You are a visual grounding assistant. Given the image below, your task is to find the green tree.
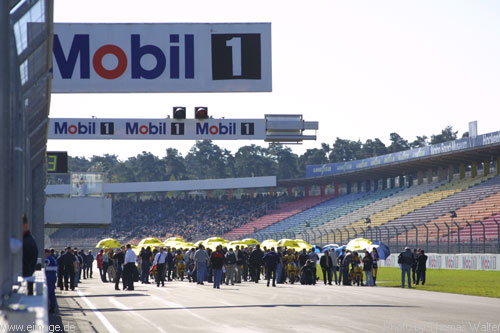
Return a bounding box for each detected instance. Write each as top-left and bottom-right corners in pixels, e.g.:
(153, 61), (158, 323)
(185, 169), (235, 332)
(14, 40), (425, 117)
(234, 144), (275, 177)
(185, 140), (227, 179)
(431, 126), (458, 144)
(267, 144), (299, 179)
(298, 147), (329, 176)
(127, 152), (166, 182)
(388, 132), (409, 153)
(329, 138), (362, 162)
(361, 138), (388, 158)
(409, 135), (428, 148)
(163, 148), (187, 180)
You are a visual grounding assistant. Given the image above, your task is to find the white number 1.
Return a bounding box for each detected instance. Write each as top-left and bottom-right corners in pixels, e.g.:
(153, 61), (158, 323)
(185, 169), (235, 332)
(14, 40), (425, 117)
(226, 37), (242, 76)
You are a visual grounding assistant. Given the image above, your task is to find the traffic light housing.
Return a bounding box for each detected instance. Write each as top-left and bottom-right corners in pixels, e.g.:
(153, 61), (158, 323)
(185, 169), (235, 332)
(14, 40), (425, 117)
(194, 107), (208, 119)
(173, 107), (186, 119)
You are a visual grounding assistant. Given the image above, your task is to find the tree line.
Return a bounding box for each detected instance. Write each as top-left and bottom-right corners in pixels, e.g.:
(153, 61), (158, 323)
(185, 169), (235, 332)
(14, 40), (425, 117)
(64, 126), (464, 181)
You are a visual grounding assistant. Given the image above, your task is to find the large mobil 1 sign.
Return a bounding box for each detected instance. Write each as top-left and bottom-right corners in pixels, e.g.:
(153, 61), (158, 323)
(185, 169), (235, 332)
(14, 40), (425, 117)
(48, 118), (266, 140)
(52, 23), (272, 93)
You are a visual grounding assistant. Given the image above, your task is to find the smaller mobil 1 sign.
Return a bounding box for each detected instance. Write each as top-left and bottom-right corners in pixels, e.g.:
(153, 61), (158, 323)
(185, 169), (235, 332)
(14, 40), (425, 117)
(52, 23), (271, 93)
(48, 118), (266, 140)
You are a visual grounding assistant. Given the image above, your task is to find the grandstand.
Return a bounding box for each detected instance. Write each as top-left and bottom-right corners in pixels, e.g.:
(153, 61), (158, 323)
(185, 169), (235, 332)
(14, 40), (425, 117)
(46, 130), (500, 254)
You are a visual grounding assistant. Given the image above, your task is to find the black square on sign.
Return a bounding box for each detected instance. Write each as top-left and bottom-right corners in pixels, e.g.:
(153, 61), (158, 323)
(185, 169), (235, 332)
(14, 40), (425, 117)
(241, 122), (254, 135)
(100, 122), (114, 135)
(211, 34), (261, 80)
(171, 122), (184, 135)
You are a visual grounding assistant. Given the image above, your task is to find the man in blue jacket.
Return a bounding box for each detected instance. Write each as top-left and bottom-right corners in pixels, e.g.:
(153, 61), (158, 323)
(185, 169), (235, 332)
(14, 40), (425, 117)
(263, 247), (280, 287)
(399, 247), (415, 288)
(45, 249), (58, 313)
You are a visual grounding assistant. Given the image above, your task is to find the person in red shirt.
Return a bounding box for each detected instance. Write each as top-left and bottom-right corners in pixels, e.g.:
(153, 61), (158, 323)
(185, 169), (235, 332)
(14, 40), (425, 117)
(96, 250), (104, 282)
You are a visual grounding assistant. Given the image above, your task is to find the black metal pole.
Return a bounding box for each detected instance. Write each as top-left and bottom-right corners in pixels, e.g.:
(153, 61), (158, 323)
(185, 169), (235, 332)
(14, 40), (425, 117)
(412, 223), (418, 249)
(479, 221), (485, 253)
(434, 223), (440, 254)
(444, 222), (450, 253)
(423, 224), (429, 253)
(494, 219), (500, 254)
(393, 226), (399, 252)
(453, 221), (460, 254)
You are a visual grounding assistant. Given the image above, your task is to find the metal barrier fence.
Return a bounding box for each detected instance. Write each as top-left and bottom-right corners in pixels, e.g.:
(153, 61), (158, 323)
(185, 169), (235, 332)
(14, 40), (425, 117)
(253, 222), (500, 254)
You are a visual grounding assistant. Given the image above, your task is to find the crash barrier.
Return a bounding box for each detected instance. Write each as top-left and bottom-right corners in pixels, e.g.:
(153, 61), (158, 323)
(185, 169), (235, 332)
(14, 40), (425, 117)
(377, 253), (500, 271)
(0, 270), (49, 332)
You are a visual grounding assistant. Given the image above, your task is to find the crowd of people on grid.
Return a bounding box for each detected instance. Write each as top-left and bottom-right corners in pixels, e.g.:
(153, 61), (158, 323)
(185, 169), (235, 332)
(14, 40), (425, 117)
(90, 244), (383, 291)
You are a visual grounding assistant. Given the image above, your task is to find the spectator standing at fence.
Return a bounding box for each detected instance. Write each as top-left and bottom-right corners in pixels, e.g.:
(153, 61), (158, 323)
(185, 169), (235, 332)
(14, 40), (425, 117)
(398, 247), (415, 288)
(372, 247), (379, 286)
(415, 249), (428, 286)
(363, 250), (374, 286)
(411, 248), (418, 285)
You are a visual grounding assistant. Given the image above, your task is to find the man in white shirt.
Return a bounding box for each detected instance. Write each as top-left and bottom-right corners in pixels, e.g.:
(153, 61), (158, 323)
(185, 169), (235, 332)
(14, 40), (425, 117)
(153, 247), (167, 287)
(123, 244), (137, 291)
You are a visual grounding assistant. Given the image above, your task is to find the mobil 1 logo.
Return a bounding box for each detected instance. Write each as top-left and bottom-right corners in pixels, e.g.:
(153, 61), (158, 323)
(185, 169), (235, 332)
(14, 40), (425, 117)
(211, 34), (261, 80)
(171, 122), (185, 135)
(100, 122), (114, 135)
(241, 122), (254, 135)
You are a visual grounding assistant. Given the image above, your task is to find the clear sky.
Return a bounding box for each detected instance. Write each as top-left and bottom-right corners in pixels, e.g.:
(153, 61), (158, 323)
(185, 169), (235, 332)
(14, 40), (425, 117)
(48, 0), (500, 160)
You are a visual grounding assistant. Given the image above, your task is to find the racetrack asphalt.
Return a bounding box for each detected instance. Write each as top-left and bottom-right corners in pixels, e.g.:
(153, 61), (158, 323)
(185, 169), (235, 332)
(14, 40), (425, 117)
(52, 275), (500, 333)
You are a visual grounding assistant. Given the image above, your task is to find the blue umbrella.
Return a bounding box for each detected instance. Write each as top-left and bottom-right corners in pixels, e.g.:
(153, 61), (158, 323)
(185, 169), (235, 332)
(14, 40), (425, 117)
(333, 245), (346, 254)
(322, 244), (339, 252)
(371, 241), (390, 260)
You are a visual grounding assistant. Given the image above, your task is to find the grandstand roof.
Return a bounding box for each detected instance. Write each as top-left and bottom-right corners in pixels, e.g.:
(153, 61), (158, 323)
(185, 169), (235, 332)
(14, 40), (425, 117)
(278, 137), (500, 187)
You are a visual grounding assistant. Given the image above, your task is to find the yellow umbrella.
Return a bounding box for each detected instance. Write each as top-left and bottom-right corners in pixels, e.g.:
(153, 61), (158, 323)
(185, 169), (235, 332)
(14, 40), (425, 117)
(164, 240), (187, 249)
(165, 236), (185, 243)
(184, 242), (196, 249)
(346, 238), (372, 252)
(295, 239), (313, 250)
(96, 238), (121, 249)
(138, 237), (164, 248)
(241, 238), (260, 245)
(205, 237), (226, 243)
(277, 239), (300, 248)
(260, 239), (278, 249)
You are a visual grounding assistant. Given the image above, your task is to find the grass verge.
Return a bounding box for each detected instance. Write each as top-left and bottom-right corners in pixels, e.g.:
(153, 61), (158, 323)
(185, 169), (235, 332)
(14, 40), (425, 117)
(375, 267), (500, 298)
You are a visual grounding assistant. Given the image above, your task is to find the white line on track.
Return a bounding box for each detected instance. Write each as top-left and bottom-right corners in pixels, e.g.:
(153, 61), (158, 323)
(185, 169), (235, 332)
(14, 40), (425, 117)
(108, 297), (169, 333)
(77, 290), (119, 333)
(151, 292), (221, 326)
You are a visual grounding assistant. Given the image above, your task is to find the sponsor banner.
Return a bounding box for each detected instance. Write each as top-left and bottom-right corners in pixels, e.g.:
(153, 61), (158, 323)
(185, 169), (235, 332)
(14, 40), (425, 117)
(52, 23), (272, 93)
(378, 253), (500, 271)
(48, 118), (266, 140)
(306, 130), (500, 177)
